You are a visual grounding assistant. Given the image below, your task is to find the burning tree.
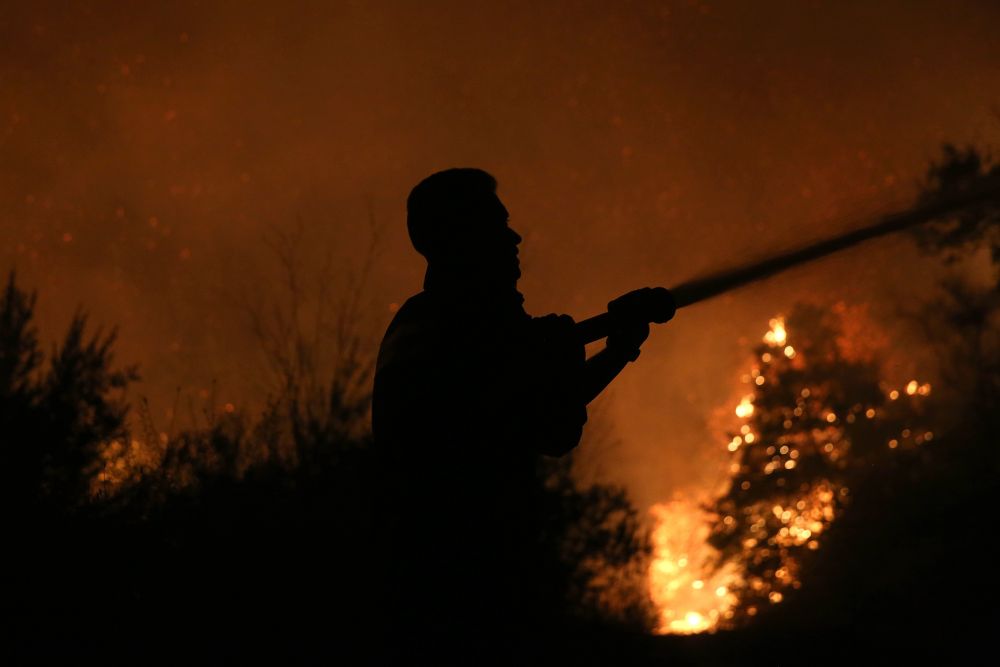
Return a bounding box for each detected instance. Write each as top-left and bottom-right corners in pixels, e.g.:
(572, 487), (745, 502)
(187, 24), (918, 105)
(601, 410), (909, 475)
(647, 144), (999, 646)
(706, 303), (932, 625)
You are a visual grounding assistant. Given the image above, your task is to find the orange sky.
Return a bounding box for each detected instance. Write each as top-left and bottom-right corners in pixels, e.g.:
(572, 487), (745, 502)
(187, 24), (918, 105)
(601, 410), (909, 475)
(3, 1), (999, 507)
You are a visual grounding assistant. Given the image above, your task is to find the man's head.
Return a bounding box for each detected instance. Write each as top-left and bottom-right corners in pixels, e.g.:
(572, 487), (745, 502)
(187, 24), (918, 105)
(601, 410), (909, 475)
(407, 168), (521, 284)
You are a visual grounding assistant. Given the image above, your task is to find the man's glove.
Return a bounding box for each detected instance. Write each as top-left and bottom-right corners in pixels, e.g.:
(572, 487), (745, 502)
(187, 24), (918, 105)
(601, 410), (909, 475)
(606, 319), (649, 362)
(605, 287), (676, 362)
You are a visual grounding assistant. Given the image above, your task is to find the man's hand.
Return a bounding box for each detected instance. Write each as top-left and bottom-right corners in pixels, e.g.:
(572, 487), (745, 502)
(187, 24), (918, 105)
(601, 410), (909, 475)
(605, 287), (675, 361)
(607, 287), (676, 325)
(606, 319), (650, 362)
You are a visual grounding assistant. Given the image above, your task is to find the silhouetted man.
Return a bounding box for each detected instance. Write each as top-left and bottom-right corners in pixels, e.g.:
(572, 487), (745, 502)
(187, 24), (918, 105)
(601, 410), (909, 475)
(372, 168), (672, 657)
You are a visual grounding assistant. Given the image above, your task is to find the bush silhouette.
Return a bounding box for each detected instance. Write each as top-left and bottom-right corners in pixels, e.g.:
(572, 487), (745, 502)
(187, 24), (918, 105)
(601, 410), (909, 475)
(1, 271), (138, 509)
(6, 267), (654, 662)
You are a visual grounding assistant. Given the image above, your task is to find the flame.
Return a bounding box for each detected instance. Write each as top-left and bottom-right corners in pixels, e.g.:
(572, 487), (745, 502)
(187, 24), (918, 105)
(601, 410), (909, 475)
(648, 500), (739, 634)
(647, 309), (934, 635)
(763, 317), (787, 346)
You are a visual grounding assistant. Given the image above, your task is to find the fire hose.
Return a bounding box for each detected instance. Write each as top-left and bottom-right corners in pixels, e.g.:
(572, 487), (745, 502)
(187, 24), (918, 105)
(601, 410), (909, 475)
(575, 185), (1000, 345)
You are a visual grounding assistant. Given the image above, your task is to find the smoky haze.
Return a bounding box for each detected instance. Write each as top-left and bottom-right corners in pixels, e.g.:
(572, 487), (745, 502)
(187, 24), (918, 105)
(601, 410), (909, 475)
(3, 1), (999, 508)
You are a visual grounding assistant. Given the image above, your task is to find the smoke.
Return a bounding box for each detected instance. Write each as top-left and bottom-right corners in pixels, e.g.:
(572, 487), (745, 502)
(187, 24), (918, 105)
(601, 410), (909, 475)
(2, 1), (999, 508)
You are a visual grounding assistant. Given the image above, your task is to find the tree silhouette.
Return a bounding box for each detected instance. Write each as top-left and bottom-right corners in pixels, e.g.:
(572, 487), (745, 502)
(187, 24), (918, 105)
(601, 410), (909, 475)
(913, 143), (1000, 434)
(1, 272), (138, 509)
(0, 272), (43, 502)
(914, 143), (1000, 283)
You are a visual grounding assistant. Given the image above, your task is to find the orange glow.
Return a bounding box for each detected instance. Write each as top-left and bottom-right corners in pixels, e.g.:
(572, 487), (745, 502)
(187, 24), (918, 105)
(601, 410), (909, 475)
(92, 438), (163, 496)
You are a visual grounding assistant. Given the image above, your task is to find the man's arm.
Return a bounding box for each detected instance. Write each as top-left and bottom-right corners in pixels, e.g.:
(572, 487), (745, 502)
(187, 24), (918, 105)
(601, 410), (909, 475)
(580, 287), (676, 404)
(582, 346), (631, 405)
(581, 318), (650, 404)
(513, 298), (658, 454)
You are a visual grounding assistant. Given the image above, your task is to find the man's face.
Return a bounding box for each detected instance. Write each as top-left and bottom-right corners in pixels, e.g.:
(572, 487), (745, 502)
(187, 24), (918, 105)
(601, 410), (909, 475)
(450, 192), (522, 284)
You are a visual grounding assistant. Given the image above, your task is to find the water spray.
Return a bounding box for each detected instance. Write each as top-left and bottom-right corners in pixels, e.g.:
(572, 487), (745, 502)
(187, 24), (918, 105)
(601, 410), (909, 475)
(575, 185), (1000, 345)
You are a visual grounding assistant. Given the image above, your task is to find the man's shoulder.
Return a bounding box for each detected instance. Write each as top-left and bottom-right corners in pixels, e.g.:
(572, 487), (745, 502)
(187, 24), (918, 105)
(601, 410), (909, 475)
(391, 291), (435, 321)
(381, 292), (441, 341)
(376, 289), (540, 372)
(375, 293), (442, 375)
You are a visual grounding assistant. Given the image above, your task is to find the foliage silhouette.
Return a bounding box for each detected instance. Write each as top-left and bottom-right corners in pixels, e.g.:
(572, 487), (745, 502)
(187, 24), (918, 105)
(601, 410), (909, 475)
(6, 256), (654, 662)
(1, 271), (138, 509)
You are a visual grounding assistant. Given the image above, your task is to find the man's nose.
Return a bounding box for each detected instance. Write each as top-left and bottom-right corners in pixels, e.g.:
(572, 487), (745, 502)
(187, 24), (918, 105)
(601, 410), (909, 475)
(508, 227), (522, 245)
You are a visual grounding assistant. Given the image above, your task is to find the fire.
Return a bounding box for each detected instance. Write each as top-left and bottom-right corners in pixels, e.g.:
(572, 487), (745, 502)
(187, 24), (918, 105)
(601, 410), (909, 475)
(649, 311), (868, 633)
(763, 317), (787, 346)
(648, 307), (940, 635)
(734, 395), (754, 419)
(648, 500), (739, 634)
